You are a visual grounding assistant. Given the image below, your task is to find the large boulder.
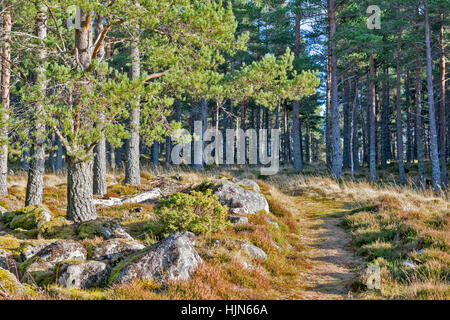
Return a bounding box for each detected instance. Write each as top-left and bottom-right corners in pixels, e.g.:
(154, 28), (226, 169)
(20, 241), (56, 261)
(0, 268), (25, 297)
(207, 179), (269, 215)
(57, 261), (109, 289)
(21, 240), (87, 274)
(78, 218), (133, 241)
(110, 232), (202, 285)
(91, 239), (145, 262)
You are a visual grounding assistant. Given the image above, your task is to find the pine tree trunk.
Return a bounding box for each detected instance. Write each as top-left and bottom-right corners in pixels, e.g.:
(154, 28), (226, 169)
(93, 15), (107, 196)
(406, 71), (413, 163)
(329, 0), (342, 178)
(352, 78), (360, 172)
(152, 142), (159, 168)
(381, 70), (390, 169)
(0, 6), (11, 196)
(125, 35), (141, 185)
(424, 5), (442, 190)
(326, 30), (332, 172)
(67, 158), (96, 222)
(26, 4), (47, 206)
(292, 11), (303, 172)
(67, 10), (97, 222)
(369, 53), (377, 181)
(438, 13), (447, 185)
(55, 135), (63, 172)
(395, 32), (406, 184)
(415, 31), (425, 187)
(343, 78), (351, 169)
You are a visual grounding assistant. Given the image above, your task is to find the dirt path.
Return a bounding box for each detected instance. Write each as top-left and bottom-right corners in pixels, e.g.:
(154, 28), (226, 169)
(283, 197), (364, 300)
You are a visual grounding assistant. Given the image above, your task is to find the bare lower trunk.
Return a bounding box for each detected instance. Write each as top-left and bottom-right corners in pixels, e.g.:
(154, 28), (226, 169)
(343, 78), (351, 169)
(352, 78), (360, 172)
(292, 101), (302, 171)
(0, 6), (11, 196)
(380, 70), (390, 169)
(438, 13), (447, 185)
(406, 71), (413, 163)
(67, 158), (97, 222)
(369, 53), (377, 181)
(329, 0), (342, 178)
(93, 15), (107, 196)
(424, 5), (441, 190)
(93, 138), (107, 196)
(125, 36), (141, 185)
(415, 36), (425, 187)
(395, 32), (406, 184)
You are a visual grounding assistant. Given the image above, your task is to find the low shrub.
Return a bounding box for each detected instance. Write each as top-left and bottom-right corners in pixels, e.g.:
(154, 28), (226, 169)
(154, 189), (230, 236)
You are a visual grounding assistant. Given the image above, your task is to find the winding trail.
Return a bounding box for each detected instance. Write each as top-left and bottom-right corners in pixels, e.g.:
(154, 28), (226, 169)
(281, 196), (364, 300)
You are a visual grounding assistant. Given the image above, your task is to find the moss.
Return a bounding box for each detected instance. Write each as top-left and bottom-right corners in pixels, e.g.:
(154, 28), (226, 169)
(8, 206), (50, 231)
(77, 219), (111, 240)
(47, 284), (107, 300)
(0, 236), (21, 252)
(39, 217), (76, 239)
(108, 250), (147, 285)
(0, 268), (24, 296)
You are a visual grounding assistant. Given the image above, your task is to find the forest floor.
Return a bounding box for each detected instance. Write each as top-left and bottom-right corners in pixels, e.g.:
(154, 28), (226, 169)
(0, 166), (448, 300)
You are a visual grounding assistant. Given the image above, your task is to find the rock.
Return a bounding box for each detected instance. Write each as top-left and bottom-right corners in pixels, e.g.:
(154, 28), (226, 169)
(20, 241), (55, 261)
(402, 260), (418, 269)
(22, 240), (87, 273)
(271, 241), (282, 253)
(209, 179), (269, 215)
(110, 232), (202, 285)
(0, 249), (11, 270)
(78, 218), (134, 241)
(0, 268), (25, 297)
(417, 249), (425, 255)
(8, 207), (52, 231)
(228, 216), (249, 225)
(94, 189), (162, 207)
(0, 206), (7, 214)
(91, 239), (145, 261)
(266, 218), (280, 229)
(237, 179), (261, 192)
(57, 261), (109, 289)
(241, 242), (267, 260)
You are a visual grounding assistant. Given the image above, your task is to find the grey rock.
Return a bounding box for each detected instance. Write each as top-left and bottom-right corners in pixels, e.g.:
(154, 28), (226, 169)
(241, 242), (267, 260)
(21, 242), (55, 261)
(228, 216), (249, 225)
(24, 240), (87, 273)
(79, 218), (134, 241)
(0, 206), (7, 214)
(91, 239), (145, 261)
(94, 189), (162, 207)
(266, 218), (280, 229)
(0, 249), (11, 270)
(402, 260), (418, 269)
(57, 261), (109, 289)
(111, 232), (202, 285)
(211, 179), (269, 215)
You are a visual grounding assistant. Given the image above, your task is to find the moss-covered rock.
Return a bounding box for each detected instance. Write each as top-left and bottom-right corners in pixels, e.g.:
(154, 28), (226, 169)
(0, 268), (25, 296)
(19, 240), (87, 287)
(8, 206), (52, 231)
(39, 216), (76, 239)
(78, 218), (133, 241)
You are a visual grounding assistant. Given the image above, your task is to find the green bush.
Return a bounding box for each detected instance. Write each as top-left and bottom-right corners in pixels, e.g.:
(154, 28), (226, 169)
(154, 189), (230, 236)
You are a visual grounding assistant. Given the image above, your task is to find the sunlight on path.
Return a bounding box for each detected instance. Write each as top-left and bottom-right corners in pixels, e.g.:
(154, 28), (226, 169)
(283, 196), (364, 300)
